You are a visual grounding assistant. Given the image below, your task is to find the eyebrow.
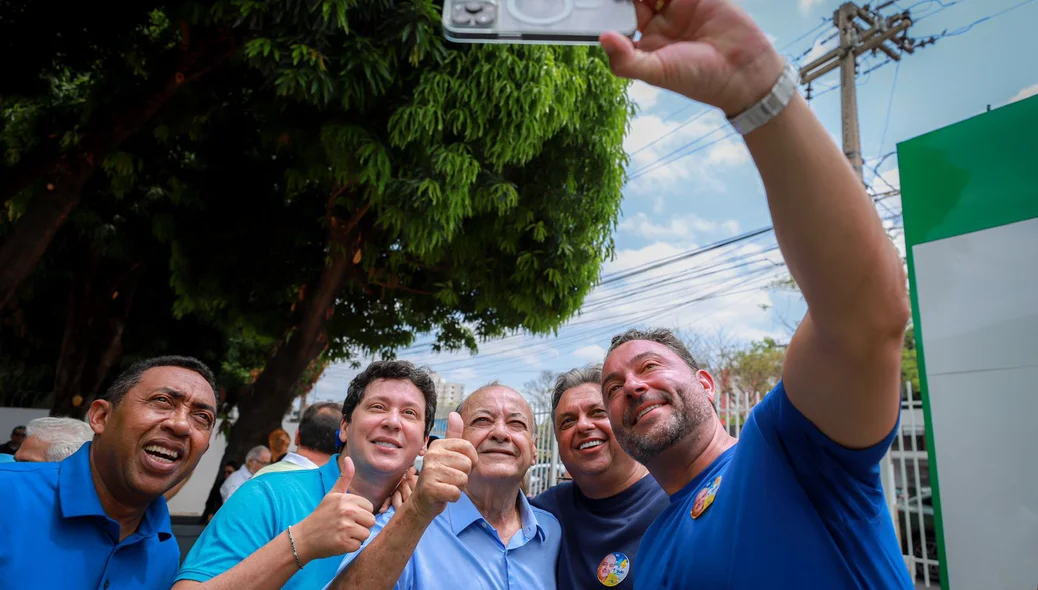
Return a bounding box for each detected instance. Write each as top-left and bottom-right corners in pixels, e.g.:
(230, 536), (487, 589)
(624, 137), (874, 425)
(602, 351), (661, 386)
(154, 387), (216, 414)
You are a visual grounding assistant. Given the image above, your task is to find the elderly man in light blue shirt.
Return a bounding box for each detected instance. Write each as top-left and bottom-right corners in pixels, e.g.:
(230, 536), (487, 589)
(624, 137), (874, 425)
(325, 383), (561, 590)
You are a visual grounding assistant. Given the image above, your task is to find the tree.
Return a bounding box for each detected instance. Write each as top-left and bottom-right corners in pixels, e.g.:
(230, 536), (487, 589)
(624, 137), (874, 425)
(728, 337), (785, 396)
(522, 370), (559, 414)
(901, 324), (920, 397)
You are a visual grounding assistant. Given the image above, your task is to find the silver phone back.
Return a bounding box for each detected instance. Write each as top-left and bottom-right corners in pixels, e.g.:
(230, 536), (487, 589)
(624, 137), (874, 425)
(443, 0), (637, 45)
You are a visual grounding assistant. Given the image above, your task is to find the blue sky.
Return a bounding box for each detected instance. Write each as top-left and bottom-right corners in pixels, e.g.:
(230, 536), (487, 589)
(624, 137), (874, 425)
(310, 0), (1038, 403)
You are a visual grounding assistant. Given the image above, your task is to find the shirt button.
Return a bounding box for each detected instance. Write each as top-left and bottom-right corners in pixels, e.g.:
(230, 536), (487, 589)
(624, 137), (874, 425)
(104, 581), (110, 589)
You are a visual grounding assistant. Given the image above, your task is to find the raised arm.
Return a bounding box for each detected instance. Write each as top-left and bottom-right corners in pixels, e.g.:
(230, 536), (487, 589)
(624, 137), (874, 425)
(325, 413), (477, 590)
(601, 0), (910, 448)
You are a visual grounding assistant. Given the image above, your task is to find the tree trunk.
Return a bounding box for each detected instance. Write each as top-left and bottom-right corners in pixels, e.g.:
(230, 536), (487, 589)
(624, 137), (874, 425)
(205, 197), (368, 503)
(0, 28), (237, 310)
(50, 251), (142, 418)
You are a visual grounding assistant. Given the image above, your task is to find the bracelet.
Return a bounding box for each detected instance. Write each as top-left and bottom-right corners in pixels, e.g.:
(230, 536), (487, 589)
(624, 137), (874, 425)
(727, 60), (800, 136)
(286, 525), (304, 570)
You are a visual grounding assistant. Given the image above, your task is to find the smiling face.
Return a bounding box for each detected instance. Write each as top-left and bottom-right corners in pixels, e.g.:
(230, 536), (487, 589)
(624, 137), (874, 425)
(554, 383), (631, 480)
(88, 366), (217, 504)
(342, 378), (428, 479)
(460, 386), (537, 485)
(601, 340), (716, 466)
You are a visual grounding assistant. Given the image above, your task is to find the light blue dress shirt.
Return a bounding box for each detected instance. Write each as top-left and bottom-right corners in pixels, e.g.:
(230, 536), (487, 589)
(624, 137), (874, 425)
(330, 490), (561, 590)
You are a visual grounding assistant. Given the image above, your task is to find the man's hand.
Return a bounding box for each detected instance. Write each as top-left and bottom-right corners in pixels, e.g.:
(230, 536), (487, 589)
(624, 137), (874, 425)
(600, 0), (785, 116)
(293, 457), (376, 562)
(408, 412), (477, 522)
(379, 467), (418, 514)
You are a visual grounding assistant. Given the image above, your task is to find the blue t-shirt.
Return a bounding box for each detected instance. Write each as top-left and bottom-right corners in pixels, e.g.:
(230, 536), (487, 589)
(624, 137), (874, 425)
(0, 442), (179, 588)
(531, 474), (668, 589)
(635, 381), (913, 589)
(177, 454), (392, 590)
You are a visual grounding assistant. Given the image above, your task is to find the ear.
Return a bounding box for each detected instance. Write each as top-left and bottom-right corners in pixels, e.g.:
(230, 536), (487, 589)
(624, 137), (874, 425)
(418, 435), (430, 456)
(295, 429), (301, 446)
(696, 369), (717, 402)
(339, 418), (349, 444)
(87, 399), (113, 436)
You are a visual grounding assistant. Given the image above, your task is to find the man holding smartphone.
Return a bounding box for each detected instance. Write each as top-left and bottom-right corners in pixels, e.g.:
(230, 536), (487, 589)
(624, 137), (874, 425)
(597, 0), (913, 588)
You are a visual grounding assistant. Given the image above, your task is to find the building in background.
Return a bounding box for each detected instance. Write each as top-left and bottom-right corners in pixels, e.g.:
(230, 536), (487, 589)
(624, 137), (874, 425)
(430, 372), (464, 420)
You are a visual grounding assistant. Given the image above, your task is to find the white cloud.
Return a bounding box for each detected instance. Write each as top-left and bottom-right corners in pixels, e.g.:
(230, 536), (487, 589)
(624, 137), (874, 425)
(572, 344), (607, 363)
(628, 81), (663, 112)
(798, 0), (825, 15)
(447, 368), (477, 382)
(801, 35), (835, 66)
(1009, 84), (1038, 104)
(618, 212), (741, 241)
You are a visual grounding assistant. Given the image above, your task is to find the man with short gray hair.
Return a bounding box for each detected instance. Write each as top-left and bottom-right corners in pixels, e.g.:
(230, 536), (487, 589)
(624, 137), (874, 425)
(531, 364), (667, 589)
(221, 445), (271, 501)
(14, 417), (94, 463)
(255, 402), (343, 477)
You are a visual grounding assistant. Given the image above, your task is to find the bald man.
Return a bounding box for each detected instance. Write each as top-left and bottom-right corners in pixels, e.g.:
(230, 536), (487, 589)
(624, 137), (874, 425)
(325, 383), (561, 590)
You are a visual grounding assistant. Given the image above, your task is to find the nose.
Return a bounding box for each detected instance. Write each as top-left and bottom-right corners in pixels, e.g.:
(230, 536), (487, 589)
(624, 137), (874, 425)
(381, 410), (402, 431)
(488, 419), (510, 442)
(623, 373), (649, 400)
(575, 413), (595, 432)
(163, 407), (191, 438)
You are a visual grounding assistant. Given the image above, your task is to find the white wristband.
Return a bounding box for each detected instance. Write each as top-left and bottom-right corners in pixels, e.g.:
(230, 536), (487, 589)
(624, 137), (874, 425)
(727, 61), (800, 136)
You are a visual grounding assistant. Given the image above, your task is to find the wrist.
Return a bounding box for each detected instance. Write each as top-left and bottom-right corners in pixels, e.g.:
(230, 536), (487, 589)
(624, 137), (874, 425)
(721, 49), (787, 118)
(401, 493), (438, 525)
(290, 521), (316, 566)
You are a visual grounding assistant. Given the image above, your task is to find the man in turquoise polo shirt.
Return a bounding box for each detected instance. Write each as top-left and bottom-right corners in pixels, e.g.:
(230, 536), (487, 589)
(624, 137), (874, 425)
(173, 359), (434, 590)
(0, 355), (218, 588)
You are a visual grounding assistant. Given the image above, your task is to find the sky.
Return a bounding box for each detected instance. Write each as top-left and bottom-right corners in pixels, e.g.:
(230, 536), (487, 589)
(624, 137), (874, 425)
(310, 0), (1038, 404)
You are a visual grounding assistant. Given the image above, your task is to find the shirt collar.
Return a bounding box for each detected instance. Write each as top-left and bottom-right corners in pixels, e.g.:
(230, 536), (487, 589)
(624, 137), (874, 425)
(318, 453), (343, 494)
(447, 490), (548, 542)
(58, 442), (173, 542)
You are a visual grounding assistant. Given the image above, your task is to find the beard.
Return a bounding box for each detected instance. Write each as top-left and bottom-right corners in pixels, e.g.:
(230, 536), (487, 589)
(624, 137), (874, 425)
(614, 383), (715, 465)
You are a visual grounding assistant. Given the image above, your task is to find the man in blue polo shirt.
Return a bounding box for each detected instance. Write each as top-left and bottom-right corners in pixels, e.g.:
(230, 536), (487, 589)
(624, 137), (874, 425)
(0, 356), (219, 588)
(594, 2), (914, 586)
(173, 359), (434, 590)
(531, 364), (667, 589)
(325, 383), (561, 590)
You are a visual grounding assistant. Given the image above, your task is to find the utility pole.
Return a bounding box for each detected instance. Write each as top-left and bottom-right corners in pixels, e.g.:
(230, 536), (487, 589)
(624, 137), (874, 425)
(799, 1), (936, 181)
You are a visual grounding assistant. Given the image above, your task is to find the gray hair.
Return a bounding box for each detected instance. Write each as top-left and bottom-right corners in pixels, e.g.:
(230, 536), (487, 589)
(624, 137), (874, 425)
(551, 364), (603, 417)
(455, 379), (502, 414)
(245, 445), (269, 463)
(25, 417), (94, 462)
(607, 328), (700, 372)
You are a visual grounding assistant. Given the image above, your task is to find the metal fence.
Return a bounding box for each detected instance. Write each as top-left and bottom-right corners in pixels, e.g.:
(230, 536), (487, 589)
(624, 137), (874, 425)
(509, 384), (940, 587)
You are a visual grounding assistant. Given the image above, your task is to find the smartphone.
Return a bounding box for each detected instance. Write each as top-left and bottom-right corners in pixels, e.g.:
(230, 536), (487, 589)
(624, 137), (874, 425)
(442, 0), (637, 46)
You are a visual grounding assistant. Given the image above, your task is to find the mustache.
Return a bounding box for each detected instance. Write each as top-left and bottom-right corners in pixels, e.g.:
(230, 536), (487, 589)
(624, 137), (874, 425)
(624, 391), (675, 427)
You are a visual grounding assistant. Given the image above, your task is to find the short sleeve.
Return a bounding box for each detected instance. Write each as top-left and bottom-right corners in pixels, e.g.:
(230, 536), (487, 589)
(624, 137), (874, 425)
(749, 381), (899, 521)
(175, 478), (281, 582)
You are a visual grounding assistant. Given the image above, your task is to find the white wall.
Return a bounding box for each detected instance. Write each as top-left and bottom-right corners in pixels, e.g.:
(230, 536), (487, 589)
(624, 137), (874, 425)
(913, 217), (1038, 589)
(0, 408), (49, 445)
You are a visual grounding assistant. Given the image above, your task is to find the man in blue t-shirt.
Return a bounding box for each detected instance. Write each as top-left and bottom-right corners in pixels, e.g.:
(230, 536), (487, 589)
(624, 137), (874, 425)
(531, 364), (668, 589)
(595, 1), (915, 587)
(173, 360), (432, 590)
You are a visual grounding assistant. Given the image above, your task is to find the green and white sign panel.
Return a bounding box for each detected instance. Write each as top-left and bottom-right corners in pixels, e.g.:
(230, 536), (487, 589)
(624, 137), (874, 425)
(899, 95), (1038, 590)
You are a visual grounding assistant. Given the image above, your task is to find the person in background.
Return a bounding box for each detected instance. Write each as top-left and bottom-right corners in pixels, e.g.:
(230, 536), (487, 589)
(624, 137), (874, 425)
(0, 425), (26, 455)
(220, 444), (270, 501)
(14, 417), (95, 463)
(269, 428), (292, 463)
(0, 355), (218, 588)
(532, 364), (668, 589)
(255, 402), (342, 476)
(200, 461), (239, 524)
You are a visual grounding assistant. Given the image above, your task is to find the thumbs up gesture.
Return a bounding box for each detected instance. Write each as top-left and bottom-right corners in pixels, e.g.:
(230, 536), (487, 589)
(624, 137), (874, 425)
(293, 457), (377, 562)
(410, 412), (478, 522)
